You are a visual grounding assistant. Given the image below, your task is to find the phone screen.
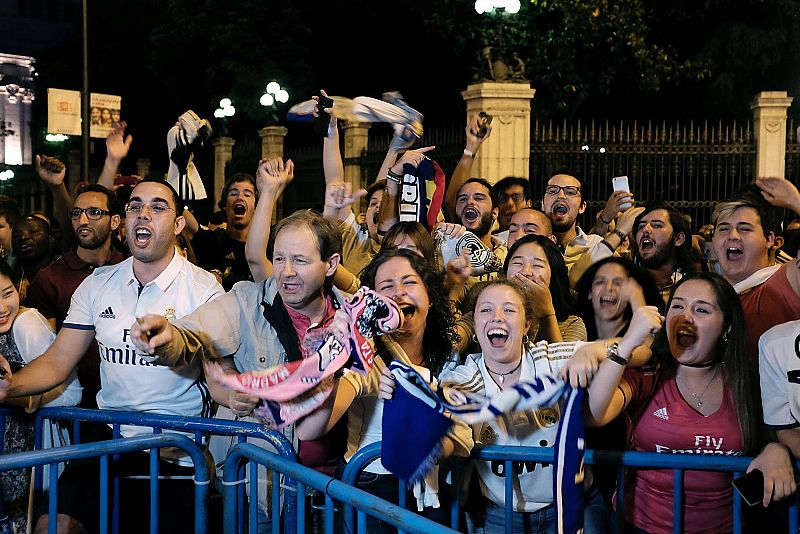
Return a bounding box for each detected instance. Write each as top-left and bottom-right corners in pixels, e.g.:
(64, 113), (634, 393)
(732, 470), (764, 507)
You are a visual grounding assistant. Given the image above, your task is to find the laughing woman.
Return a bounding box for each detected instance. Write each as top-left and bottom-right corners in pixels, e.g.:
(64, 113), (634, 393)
(586, 272), (795, 534)
(296, 248), (471, 532)
(438, 279), (648, 534)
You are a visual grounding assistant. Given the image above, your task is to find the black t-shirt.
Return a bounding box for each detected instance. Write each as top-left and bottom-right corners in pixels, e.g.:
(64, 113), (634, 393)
(192, 228), (252, 291)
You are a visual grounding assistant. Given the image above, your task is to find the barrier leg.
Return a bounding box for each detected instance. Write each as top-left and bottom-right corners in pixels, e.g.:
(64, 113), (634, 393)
(149, 448), (159, 534)
(100, 455), (109, 534)
(48, 462), (58, 534)
(249, 464), (258, 534)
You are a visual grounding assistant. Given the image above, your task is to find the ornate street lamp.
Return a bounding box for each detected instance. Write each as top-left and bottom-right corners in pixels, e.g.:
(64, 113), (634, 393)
(260, 81), (289, 124)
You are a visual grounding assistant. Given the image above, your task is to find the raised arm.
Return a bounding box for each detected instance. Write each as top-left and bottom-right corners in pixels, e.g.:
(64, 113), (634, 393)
(97, 121), (133, 189)
(245, 157), (295, 282)
(755, 176), (800, 295)
(35, 155), (73, 250)
(378, 146), (436, 234)
(584, 306), (663, 426)
(444, 114), (492, 221)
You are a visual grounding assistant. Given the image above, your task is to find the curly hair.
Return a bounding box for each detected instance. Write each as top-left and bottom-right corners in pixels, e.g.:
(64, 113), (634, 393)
(359, 247), (457, 376)
(575, 256), (663, 340)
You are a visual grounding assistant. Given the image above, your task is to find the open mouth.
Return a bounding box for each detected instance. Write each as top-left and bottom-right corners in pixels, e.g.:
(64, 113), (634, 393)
(232, 203), (247, 216)
(372, 211), (379, 225)
(399, 304), (415, 321)
(640, 237), (655, 251)
(725, 247), (743, 261)
(551, 202), (569, 217)
(487, 328), (509, 348)
(599, 295), (618, 308)
(134, 227), (152, 247)
(675, 327), (697, 348)
(462, 207), (479, 224)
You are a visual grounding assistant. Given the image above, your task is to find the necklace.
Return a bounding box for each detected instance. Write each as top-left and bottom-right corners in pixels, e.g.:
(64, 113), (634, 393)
(485, 358), (523, 384)
(676, 365), (719, 409)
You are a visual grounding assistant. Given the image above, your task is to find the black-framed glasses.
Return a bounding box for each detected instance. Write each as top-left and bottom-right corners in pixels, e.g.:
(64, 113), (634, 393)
(124, 202), (175, 215)
(68, 207), (112, 221)
(544, 185), (581, 197)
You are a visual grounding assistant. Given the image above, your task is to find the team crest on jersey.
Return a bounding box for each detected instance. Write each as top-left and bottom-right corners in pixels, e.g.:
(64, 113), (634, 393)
(164, 307), (176, 321)
(480, 426), (498, 444)
(533, 407), (560, 427)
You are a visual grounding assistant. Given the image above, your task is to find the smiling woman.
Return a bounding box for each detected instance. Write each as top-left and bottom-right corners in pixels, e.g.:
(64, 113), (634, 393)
(585, 272), (796, 533)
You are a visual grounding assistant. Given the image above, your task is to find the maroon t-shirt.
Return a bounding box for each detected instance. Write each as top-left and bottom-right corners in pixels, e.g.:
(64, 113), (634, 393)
(27, 247), (126, 407)
(285, 296), (347, 475)
(621, 368), (744, 534)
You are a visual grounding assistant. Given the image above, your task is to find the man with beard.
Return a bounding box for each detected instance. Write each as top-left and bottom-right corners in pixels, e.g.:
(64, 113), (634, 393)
(542, 170), (643, 287)
(191, 173), (257, 290)
(0, 179), (223, 534)
(630, 200), (695, 303)
(712, 178), (800, 361)
(27, 185), (126, 406)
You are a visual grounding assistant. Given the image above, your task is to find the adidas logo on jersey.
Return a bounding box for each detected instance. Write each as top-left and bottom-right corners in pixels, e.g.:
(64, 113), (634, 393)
(99, 307), (116, 319)
(652, 407), (669, 420)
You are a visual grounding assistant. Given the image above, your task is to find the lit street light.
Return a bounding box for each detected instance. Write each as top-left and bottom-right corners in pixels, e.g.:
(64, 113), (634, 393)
(260, 81), (290, 124)
(214, 98), (236, 134)
(0, 169), (14, 181)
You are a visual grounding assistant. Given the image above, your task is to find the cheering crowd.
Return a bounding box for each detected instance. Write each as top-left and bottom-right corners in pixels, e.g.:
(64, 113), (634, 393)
(0, 92), (797, 533)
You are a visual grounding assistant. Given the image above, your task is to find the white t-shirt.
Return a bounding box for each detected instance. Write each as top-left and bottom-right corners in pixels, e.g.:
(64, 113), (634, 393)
(14, 308), (82, 408)
(63, 252), (223, 438)
(440, 340), (585, 512)
(759, 320), (800, 430)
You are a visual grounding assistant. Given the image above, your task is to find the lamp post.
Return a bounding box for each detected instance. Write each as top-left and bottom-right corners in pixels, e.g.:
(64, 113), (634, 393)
(259, 81), (289, 125)
(213, 98), (236, 135)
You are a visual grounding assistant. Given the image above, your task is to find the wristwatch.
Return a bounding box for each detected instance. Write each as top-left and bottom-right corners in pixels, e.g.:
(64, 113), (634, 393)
(606, 342), (629, 366)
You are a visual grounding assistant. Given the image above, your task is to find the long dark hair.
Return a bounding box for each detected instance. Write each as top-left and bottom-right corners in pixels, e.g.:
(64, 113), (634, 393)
(646, 272), (761, 452)
(575, 256), (663, 341)
(503, 234), (574, 321)
(360, 248), (457, 376)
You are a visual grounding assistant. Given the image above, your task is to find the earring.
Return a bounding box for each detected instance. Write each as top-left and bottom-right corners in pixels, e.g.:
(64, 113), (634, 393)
(472, 334), (478, 343)
(522, 335), (530, 345)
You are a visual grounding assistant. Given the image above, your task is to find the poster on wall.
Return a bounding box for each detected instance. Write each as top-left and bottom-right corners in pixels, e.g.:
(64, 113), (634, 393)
(47, 88), (81, 135)
(89, 93), (122, 138)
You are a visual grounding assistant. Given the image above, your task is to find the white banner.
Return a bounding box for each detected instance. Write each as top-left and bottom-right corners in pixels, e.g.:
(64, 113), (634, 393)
(47, 88), (81, 135)
(89, 93), (122, 139)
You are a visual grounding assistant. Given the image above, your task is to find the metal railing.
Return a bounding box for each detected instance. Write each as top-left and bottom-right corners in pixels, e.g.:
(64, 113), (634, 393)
(223, 442), (459, 534)
(0, 434), (210, 534)
(342, 442), (800, 534)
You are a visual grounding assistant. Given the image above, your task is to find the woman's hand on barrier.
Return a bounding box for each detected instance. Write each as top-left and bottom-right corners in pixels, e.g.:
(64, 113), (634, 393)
(748, 442), (797, 507)
(378, 366), (396, 401)
(561, 342), (603, 388)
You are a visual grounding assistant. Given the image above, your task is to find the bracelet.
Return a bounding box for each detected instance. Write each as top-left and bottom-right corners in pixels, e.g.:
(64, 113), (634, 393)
(599, 214), (614, 225)
(387, 170), (402, 183)
(612, 229), (627, 242)
(600, 239), (615, 253)
(606, 342), (629, 366)
(463, 148), (475, 158)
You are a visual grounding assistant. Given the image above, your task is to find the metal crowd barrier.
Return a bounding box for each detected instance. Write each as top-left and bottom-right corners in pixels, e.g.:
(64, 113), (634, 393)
(223, 442), (459, 534)
(31, 407), (297, 533)
(343, 442), (800, 534)
(0, 434), (210, 534)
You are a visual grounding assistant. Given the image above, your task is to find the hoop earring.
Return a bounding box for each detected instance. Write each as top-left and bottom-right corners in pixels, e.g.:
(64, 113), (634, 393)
(472, 334), (478, 343)
(522, 335), (530, 345)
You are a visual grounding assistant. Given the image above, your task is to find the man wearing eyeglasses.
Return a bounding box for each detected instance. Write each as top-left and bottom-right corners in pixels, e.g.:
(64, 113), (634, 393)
(542, 171), (643, 286)
(4, 179), (223, 534)
(493, 176), (532, 239)
(28, 184), (126, 407)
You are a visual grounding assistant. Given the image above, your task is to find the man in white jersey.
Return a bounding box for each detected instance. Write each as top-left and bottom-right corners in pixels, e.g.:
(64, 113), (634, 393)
(0, 179), (223, 534)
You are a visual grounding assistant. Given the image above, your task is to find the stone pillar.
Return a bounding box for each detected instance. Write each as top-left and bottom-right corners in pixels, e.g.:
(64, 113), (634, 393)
(258, 126), (288, 160)
(341, 121), (371, 194)
(751, 91), (794, 179)
(461, 82), (536, 183)
(258, 126), (288, 221)
(212, 137), (236, 206)
(135, 158), (151, 179)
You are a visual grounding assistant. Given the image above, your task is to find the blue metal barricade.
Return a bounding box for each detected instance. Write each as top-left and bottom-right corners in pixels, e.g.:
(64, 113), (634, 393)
(32, 407), (297, 534)
(223, 442), (459, 534)
(342, 442), (800, 534)
(0, 434), (210, 534)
